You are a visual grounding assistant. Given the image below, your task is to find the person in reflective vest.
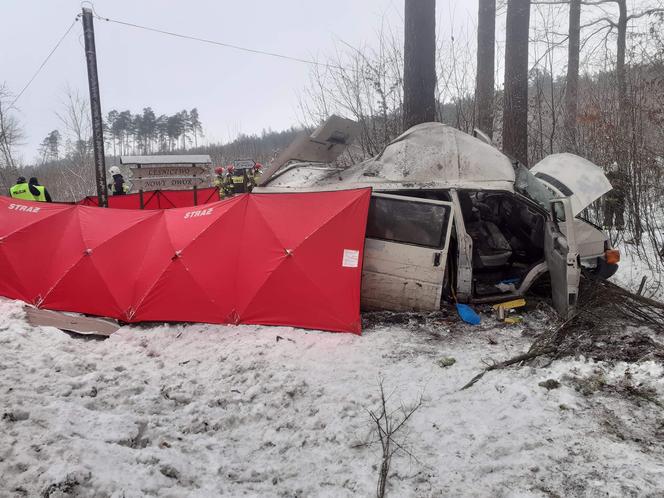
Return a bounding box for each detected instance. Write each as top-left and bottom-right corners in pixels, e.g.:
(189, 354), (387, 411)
(9, 177), (32, 200)
(248, 163), (262, 192)
(220, 165), (239, 196)
(107, 166), (128, 196)
(213, 166), (230, 199)
(28, 177), (52, 202)
(9, 176), (52, 202)
(228, 164), (247, 194)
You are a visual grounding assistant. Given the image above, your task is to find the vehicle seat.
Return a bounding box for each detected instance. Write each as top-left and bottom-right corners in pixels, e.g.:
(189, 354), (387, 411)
(466, 220), (512, 268)
(459, 192), (478, 222)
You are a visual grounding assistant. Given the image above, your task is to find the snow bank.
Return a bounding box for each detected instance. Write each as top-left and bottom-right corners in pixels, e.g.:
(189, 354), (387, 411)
(611, 237), (664, 302)
(1, 298), (664, 496)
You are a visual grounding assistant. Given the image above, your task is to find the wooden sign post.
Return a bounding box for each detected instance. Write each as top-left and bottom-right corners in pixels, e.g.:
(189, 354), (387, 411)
(130, 176), (207, 190)
(129, 166), (207, 178)
(120, 155), (212, 209)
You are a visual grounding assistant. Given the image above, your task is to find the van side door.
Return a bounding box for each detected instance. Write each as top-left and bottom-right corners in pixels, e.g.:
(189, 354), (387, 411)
(544, 197), (581, 318)
(361, 193), (454, 311)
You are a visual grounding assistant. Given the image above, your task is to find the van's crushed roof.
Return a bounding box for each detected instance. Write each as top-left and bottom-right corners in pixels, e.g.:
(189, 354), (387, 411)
(265, 122), (516, 191)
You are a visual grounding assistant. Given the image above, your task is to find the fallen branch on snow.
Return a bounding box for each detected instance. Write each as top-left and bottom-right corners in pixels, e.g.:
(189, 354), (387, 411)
(460, 274), (664, 391)
(367, 380), (423, 498)
(460, 347), (556, 390)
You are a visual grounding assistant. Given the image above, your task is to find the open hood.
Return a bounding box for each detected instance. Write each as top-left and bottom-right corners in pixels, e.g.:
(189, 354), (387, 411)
(530, 153), (612, 216)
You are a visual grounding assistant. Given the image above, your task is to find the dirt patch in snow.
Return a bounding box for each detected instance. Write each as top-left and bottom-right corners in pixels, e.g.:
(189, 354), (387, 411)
(362, 309), (456, 330)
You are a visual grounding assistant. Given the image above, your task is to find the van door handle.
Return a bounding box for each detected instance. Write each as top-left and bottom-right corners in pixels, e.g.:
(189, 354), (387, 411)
(433, 252), (442, 267)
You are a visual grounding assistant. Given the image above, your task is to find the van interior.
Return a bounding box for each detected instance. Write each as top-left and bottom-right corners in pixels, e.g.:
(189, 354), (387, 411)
(393, 189), (547, 301)
(458, 190), (546, 297)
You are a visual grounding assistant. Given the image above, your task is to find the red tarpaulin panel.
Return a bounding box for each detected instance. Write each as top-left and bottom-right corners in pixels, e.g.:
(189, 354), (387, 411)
(0, 189), (370, 334)
(79, 187), (221, 209)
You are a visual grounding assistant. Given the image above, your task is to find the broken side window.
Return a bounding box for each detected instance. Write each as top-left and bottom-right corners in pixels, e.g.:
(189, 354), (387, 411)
(366, 196), (450, 248)
(551, 200), (567, 224)
(515, 164), (555, 208)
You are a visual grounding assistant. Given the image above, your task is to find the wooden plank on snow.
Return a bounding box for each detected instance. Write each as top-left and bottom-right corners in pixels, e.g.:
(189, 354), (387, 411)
(24, 306), (120, 336)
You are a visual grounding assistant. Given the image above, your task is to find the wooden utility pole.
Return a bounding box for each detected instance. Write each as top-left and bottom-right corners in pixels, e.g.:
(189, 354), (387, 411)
(502, 0), (531, 166)
(82, 7), (108, 207)
(403, 0), (436, 130)
(475, 0), (496, 139)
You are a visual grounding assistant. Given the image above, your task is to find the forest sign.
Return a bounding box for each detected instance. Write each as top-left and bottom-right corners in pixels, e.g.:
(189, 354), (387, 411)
(129, 165), (207, 178)
(121, 155), (212, 194)
(130, 177), (206, 191)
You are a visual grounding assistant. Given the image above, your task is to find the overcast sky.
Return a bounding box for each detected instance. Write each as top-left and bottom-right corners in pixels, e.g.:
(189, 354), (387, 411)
(1, 0), (476, 162)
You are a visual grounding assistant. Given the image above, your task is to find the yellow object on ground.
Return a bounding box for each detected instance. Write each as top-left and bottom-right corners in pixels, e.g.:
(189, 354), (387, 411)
(492, 298), (526, 311)
(504, 316), (523, 325)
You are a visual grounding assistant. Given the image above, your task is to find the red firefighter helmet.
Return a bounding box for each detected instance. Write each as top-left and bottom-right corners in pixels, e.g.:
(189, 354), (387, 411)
(254, 163), (263, 171)
(214, 166), (224, 175)
(227, 164), (235, 174)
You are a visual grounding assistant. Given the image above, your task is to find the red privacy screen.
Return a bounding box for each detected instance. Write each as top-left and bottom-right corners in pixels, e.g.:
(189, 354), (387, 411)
(0, 189), (370, 334)
(78, 187), (221, 209)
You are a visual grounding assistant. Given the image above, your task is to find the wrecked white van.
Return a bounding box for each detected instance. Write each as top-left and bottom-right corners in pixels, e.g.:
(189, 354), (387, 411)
(256, 120), (619, 319)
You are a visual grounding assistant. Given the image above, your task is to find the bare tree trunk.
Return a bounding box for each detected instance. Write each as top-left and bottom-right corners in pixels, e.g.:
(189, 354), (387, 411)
(564, 0), (581, 150)
(0, 86), (24, 191)
(615, 0), (640, 239)
(616, 0), (628, 137)
(502, 0), (531, 166)
(475, 0), (496, 138)
(534, 73), (544, 162)
(403, 0), (436, 130)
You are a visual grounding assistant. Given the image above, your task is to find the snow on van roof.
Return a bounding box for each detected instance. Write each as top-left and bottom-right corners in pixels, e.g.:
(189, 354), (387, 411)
(264, 122), (516, 191)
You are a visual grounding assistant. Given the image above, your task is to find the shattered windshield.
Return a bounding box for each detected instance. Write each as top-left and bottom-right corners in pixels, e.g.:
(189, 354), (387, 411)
(514, 163), (554, 208)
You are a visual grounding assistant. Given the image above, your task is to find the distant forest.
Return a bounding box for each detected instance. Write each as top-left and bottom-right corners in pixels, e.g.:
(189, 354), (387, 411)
(11, 94), (304, 202)
(106, 108), (203, 156)
(37, 107), (204, 164)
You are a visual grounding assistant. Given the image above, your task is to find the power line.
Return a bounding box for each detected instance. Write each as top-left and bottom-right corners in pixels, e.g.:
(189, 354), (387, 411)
(9, 16), (81, 110)
(92, 12), (348, 72)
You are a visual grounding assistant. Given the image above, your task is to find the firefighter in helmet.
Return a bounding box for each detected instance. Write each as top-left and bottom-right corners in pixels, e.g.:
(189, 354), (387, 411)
(223, 165), (238, 197)
(213, 166), (226, 199)
(248, 162), (263, 192)
(604, 162), (628, 230)
(108, 166), (129, 196)
(228, 164), (248, 194)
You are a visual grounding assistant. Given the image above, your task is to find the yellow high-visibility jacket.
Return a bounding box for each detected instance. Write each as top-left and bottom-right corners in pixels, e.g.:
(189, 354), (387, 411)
(9, 183), (35, 200)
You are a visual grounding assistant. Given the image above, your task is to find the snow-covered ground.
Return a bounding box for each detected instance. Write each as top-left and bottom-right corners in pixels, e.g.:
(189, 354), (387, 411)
(611, 237), (664, 302)
(2, 297), (664, 497)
